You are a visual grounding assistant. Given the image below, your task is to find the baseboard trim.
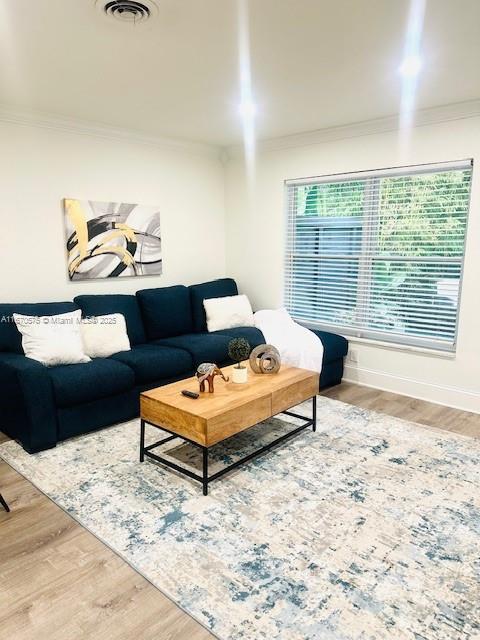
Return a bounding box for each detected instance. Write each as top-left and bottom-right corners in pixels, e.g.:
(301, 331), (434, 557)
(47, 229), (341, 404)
(343, 365), (480, 414)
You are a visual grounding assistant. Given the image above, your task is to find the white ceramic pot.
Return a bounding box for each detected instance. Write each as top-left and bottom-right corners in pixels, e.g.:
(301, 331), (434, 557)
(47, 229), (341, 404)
(232, 365), (248, 384)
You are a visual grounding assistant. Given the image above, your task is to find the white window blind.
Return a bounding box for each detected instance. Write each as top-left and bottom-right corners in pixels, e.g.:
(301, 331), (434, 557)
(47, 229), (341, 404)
(285, 160), (473, 352)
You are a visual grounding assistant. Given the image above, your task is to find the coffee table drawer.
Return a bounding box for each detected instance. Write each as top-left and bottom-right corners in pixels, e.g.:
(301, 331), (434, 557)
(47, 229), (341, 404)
(271, 375), (319, 415)
(207, 395), (272, 446)
(140, 395), (208, 445)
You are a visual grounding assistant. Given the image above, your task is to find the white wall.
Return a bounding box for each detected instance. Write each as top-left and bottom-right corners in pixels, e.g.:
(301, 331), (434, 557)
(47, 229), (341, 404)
(2, 114), (479, 413)
(225, 117), (480, 412)
(0, 120), (226, 300)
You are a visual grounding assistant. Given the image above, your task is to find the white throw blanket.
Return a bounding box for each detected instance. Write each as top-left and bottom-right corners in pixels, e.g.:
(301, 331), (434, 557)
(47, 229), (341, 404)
(254, 308), (323, 374)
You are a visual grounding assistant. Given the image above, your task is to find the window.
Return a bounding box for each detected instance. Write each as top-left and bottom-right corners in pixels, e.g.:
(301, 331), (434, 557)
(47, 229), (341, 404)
(285, 160), (473, 352)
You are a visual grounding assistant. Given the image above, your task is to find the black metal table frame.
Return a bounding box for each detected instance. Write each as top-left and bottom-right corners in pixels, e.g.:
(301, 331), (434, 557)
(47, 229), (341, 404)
(140, 395), (317, 495)
(0, 493), (9, 512)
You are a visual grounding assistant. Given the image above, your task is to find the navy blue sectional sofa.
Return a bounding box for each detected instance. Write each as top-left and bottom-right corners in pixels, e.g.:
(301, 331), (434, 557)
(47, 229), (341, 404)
(0, 278), (348, 453)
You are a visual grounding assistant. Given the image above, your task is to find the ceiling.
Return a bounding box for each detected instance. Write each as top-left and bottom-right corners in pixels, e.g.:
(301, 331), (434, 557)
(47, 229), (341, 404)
(0, 0), (479, 146)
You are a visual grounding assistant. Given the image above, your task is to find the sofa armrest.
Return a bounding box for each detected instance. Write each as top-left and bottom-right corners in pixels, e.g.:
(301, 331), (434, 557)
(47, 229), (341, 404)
(0, 353), (58, 452)
(310, 329), (348, 363)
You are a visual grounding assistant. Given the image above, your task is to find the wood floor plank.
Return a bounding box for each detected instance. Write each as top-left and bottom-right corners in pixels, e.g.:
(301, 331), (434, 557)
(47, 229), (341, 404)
(0, 462), (212, 640)
(1, 381), (479, 639)
(323, 383), (480, 436)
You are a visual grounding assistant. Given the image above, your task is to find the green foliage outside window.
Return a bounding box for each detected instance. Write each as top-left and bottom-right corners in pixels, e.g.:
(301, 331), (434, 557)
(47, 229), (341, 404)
(297, 171), (469, 258)
(292, 169), (470, 341)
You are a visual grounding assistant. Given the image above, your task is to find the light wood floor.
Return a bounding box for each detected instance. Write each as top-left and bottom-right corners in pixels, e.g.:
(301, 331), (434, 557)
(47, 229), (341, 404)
(1, 382), (479, 640)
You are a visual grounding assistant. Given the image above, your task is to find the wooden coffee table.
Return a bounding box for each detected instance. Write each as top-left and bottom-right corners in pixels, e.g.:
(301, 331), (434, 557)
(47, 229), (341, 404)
(140, 364), (319, 495)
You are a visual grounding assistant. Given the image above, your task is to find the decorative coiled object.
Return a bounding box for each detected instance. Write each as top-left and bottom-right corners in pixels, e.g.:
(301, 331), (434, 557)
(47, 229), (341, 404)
(249, 344), (281, 374)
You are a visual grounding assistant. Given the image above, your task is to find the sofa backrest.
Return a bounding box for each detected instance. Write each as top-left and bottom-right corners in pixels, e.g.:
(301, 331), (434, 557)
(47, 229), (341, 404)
(74, 294), (146, 345)
(189, 278), (238, 333)
(0, 302), (78, 353)
(0, 278), (240, 352)
(136, 285), (193, 340)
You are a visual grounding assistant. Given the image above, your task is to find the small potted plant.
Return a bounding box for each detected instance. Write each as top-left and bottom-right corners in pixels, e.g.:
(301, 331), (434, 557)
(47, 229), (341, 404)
(228, 338), (251, 384)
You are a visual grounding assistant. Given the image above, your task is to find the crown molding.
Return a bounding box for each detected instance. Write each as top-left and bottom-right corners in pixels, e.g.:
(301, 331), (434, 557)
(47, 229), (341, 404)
(0, 105), (221, 159)
(226, 99), (480, 158)
(2, 99), (479, 162)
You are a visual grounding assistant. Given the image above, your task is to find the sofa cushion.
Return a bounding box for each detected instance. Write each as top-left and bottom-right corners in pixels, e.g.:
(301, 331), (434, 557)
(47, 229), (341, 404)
(211, 327), (265, 349)
(110, 344), (193, 384)
(136, 286), (193, 340)
(189, 278), (238, 333)
(47, 359), (135, 408)
(57, 389), (139, 442)
(74, 295), (146, 345)
(155, 333), (232, 367)
(0, 302), (78, 353)
(311, 329), (348, 364)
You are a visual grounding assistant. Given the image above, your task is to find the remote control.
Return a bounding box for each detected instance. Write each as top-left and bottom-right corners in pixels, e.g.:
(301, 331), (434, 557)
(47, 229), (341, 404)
(181, 390), (199, 399)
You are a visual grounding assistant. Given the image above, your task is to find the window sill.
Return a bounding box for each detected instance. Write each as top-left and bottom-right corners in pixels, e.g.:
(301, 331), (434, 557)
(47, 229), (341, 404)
(297, 319), (457, 359)
(345, 335), (456, 359)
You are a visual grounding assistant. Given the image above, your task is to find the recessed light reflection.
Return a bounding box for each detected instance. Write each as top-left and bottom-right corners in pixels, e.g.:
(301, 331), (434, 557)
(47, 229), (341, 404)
(398, 0), (426, 158)
(238, 100), (257, 119)
(399, 54), (422, 78)
(237, 0), (256, 191)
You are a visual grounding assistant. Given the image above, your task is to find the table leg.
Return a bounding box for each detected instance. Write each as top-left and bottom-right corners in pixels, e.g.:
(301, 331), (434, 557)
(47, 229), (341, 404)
(0, 493), (10, 513)
(202, 447), (208, 496)
(312, 395), (317, 432)
(140, 419), (145, 462)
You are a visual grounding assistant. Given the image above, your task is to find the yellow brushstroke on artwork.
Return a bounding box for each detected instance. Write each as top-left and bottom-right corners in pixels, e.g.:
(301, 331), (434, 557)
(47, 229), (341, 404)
(101, 223), (137, 244)
(91, 245), (136, 266)
(65, 199), (137, 277)
(65, 198), (89, 258)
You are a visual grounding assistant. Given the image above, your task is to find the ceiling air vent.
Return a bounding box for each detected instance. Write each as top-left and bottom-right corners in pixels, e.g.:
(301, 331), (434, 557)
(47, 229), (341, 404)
(100, 0), (156, 23)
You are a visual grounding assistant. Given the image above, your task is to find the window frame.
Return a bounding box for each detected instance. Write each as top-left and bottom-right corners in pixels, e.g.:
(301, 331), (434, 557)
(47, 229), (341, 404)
(284, 159), (473, 353)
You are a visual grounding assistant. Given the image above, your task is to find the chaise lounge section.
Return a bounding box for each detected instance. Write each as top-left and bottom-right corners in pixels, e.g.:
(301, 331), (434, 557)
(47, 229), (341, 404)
(0, 278), (348, 453)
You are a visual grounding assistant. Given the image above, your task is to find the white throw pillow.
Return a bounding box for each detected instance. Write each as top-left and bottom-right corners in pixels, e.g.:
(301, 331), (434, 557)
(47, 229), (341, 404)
(80, 313), (131, 358)
(14, 310), (91, 367)
(204, 294), (254, 332)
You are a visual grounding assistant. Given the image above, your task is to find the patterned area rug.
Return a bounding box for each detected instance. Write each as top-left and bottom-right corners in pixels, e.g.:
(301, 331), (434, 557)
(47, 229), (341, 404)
(1, 396), (480, 640)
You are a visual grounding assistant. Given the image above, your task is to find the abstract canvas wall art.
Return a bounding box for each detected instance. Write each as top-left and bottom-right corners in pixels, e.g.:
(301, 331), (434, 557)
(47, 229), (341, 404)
(64, 199), (162, 280)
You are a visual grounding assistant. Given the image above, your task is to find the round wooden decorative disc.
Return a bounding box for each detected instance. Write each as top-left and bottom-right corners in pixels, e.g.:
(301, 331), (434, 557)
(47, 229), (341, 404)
(249, 344), (281, 374)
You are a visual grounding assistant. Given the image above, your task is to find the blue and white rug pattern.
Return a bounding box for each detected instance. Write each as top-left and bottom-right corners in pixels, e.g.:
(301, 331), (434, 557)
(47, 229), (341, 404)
(1, 396), (480, 639)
